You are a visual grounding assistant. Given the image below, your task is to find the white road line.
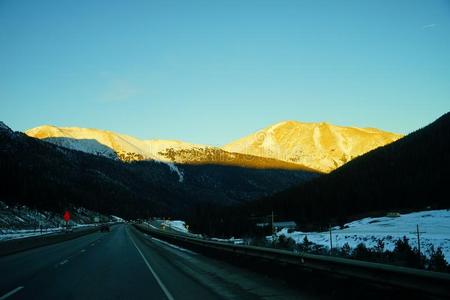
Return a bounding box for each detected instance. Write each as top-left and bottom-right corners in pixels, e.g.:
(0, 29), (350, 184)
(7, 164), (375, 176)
(127, 230), (175, 300)
(0, 286), (24, 300)
(81, 249), (86, 253)
(59, 259), (69, 265)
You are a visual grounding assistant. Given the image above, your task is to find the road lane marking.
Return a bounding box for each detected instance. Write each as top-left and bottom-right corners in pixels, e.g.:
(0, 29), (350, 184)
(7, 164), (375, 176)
(0, 286), (24, 300)
(59, 259), (69, 265)
(81, 249), (86, 253)
(128, 231), (175, 300)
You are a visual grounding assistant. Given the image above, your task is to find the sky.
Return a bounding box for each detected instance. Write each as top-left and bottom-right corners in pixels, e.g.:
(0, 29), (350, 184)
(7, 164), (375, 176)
(1, 0), (449, 145)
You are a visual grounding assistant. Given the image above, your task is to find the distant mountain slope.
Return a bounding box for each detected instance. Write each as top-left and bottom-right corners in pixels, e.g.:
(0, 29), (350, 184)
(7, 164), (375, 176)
(26, 125), (313, 172)
(26, 125), (206, 162)
(0, 201), (110, 232)
(27, 122), (401, 174)
(253, 112), (450, 227)
(223, 121), (402, 173)
(187, 113), (449, 236)
(0, 122), (316, 219)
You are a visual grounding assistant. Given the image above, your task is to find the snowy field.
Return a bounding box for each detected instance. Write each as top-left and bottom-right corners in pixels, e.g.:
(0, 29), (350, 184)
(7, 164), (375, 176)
(277, 209), (450, 260)
(148, 220), (205, 238)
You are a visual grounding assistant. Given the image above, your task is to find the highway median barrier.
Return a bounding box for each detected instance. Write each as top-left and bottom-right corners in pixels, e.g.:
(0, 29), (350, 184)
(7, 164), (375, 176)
(0, 227), (100, 257)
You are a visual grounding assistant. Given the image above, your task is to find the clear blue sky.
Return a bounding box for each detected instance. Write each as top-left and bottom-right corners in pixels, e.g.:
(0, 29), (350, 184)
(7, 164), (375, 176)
(1, 0), (449, 145)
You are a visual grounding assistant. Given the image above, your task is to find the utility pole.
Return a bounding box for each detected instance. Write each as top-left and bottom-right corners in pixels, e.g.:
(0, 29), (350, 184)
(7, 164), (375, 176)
(416, 224), (421, 255)
(329, 225), (333, 254)
(271, 210), (274, 235)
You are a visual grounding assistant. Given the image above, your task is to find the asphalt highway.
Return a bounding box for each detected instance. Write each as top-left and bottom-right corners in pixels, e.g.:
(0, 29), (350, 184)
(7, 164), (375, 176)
(0, 224), (321, 300)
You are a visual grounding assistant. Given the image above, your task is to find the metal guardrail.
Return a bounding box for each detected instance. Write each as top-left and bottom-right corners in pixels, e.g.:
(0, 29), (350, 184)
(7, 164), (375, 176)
(135, 223), (450, 298)
(0, 226), (100, 257)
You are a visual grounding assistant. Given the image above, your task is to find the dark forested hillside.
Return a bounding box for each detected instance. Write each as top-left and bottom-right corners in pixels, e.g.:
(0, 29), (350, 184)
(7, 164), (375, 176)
(187, 113), (450, 236)
(0, 122), (316, 219)
(255, 112), (450, 226)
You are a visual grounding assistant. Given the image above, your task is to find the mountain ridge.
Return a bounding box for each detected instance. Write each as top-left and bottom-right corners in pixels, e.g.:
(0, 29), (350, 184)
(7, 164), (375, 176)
(26, 120), (401, 173)
(25, 124), (315, 172)
(223, 120), (403, 172)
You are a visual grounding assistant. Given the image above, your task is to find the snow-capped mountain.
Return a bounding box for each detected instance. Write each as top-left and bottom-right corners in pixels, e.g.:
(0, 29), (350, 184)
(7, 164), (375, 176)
(26, 125), (206, 162)
(0, 121), (12, 132)
(26, 125), (212, 182)
(223, 121), (403, 173)
(25, 125), (313, 173)
(26, 121), (401, 174)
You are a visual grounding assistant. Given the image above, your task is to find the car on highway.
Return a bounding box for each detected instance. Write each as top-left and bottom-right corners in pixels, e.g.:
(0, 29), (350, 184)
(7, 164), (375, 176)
(64, 226), (73, 233)
(100, 224), (110, 232)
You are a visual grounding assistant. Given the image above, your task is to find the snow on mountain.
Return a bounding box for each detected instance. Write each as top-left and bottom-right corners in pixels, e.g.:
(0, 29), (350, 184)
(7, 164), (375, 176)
(277, 209), (450, 260)
(40, 137), (118, 159)
(0, 121), (14, 135)
(0, 121), (10, 131)
(26, 125), (207, 161)
(25, 125), (209, 182)
(25, 120), (400, 175)
(165, 162), (184, 183)
(25, 125), (316, 182)
(223, 121), (403, 173)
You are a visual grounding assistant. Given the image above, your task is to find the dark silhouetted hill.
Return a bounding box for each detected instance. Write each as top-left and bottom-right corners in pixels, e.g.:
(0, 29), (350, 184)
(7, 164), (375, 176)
(0, 122), (316, 219)
(187, 113), (450, 236)
(256, 112), (450, 228)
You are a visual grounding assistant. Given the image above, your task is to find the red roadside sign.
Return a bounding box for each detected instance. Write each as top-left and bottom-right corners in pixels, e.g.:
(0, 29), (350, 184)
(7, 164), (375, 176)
(64, 210), (70, 223)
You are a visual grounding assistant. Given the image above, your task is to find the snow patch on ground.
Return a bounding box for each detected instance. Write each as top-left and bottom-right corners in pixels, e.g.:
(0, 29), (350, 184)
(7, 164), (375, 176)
(211, 237), (245, 245)
(0, 223), (103, 241)
(0, 228), (64, 240)
(111, 215), (125, 222)
(143, 222), (159, 230)
(162, 220), (189, 233)
(277, 209), (450, 260)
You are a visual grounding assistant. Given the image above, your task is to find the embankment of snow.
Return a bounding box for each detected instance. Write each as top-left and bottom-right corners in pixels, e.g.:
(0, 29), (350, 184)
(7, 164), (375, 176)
(277, 209), (450, 260)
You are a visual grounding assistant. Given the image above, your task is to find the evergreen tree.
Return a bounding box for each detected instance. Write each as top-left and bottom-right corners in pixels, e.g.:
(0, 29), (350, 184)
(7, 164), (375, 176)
(428, 246), (448, 272)
(274, 234), (296, 250)
(352, 243), (371, 260)
(340, 242), (351, 257)
(392, 236), (423, 268)
(374, 239), (385, 253)
(298, 235), (313, 252)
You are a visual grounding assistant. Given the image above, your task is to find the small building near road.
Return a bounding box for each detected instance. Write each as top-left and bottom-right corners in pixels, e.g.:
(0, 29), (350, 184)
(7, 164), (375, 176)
(273, 221), (297, 231)
(256, 221), (297, 231)
(386, 212), (400, 218)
